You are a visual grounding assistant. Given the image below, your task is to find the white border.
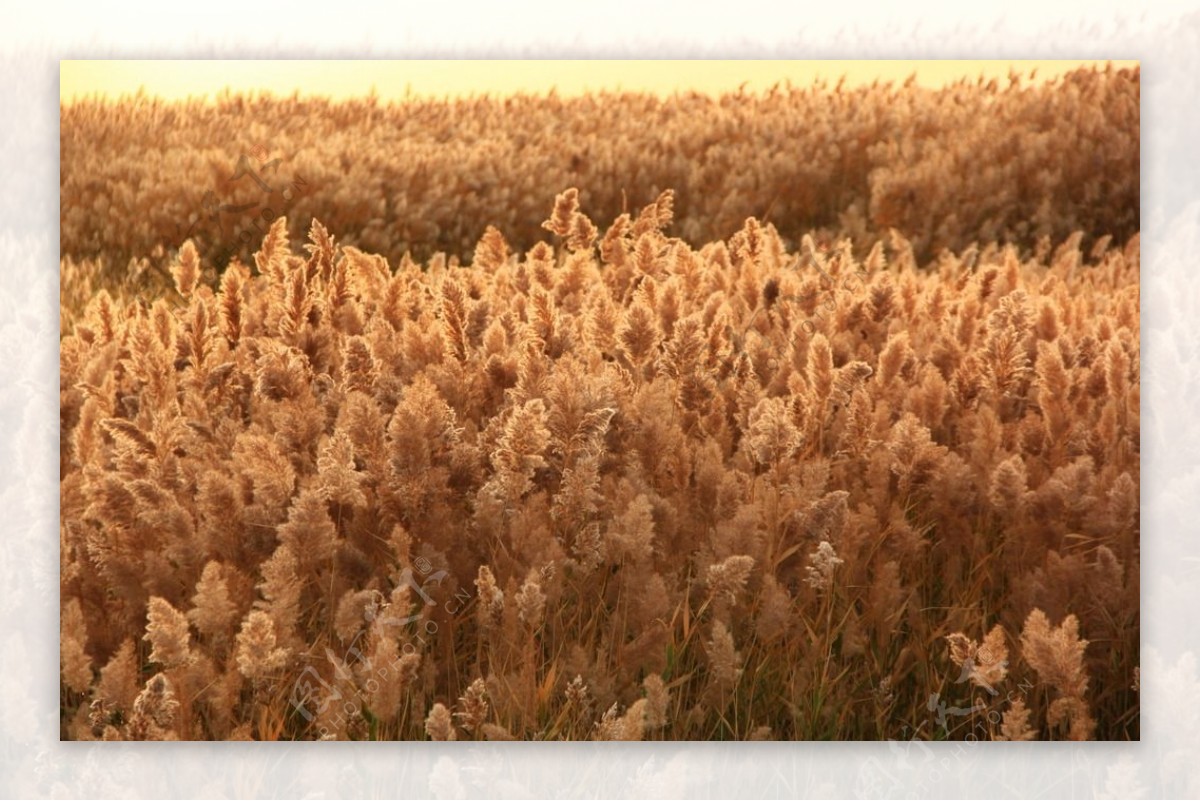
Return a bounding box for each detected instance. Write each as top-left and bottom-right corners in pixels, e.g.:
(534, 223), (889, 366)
(4, 1), (1197, 797)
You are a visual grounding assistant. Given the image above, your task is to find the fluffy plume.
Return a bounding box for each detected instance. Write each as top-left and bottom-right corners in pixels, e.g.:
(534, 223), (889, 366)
(804, 541), (844, 592)
(171, 239), (200, 298)
(1020, 609), (1095, 740)
(188, 561), (239, 644)
(234, 610), (291, 682)
(425, 702), (457, 741)
(455, 678), (490, 733)
(515, 570), (547, 629)
(126, 673), (180, 740)
(706, 620), (744, 688)
(945, 624), (1009, 693)
(995, 698), (1038, 741)
(144, 597), (192, 668)
(61, 599), (93, 694)
(706, 555), (756, 603)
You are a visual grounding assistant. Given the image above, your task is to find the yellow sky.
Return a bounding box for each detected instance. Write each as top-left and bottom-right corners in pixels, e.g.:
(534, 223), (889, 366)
(60, 60), (1137, 103)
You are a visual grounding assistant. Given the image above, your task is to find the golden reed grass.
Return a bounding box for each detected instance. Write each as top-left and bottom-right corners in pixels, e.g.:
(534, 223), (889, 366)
(59, 68), (1138, 741)
(60, 201), (1138, 740)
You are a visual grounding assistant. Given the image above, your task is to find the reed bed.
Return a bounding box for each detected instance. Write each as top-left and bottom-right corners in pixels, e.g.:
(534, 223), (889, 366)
(59, 66), (1139, 739)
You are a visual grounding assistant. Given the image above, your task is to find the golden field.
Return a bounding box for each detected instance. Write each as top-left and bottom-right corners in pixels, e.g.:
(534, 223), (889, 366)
(59, 65), (1139, 741)
(60, 65), (1138, 276)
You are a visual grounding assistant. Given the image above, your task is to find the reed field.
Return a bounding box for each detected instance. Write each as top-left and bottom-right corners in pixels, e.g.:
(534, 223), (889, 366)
(59, 64), (1140, 741)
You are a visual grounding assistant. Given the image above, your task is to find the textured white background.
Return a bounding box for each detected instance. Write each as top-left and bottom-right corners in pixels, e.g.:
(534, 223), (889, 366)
(4, 1), (1196, 797)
